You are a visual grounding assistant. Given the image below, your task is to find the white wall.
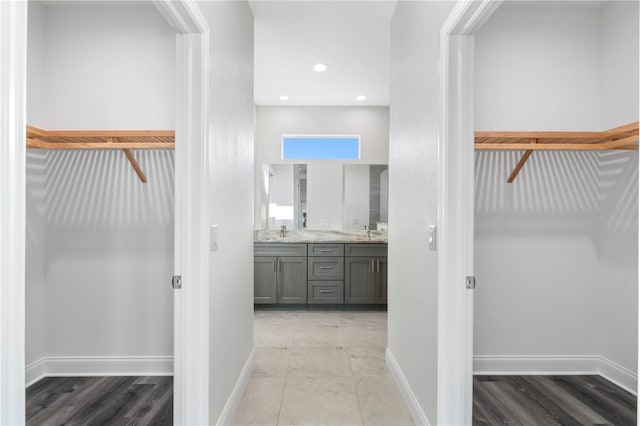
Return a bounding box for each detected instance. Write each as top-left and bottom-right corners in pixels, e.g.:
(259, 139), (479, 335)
(26, 2), (48, 369)
(42, 3), (175, 130)
(197, 1), (255, 423)
(26, 2), (175, 371)
(475, 6), (602, 132)
(255, 106), (389, 230)
(595, 0), (639, 374)
(388, 2), (455, 424)
(474, 1), (638, 380)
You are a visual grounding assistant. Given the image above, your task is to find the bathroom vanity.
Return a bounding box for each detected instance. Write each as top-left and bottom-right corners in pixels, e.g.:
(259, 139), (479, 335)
(254, 231), (388, 305)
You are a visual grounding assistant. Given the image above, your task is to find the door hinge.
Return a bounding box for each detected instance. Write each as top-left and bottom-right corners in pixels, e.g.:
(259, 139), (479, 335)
(172, 275), (182, 289)
(466, 276), (476, 290)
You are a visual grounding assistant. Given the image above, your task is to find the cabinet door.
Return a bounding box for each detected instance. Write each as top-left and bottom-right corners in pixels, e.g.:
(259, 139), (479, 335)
(278, 256), (308, 304)
(254, 257), (277, 304)
(375, 257), (388, 304)
(345, 257), (375, 304)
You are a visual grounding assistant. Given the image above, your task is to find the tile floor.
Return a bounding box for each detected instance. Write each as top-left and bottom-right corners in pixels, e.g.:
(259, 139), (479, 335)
(232, 309), (414, 426)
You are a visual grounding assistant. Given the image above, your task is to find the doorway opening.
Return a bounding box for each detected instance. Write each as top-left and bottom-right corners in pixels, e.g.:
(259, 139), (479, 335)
(243, 2), (406, 425)
(441, 1), (639, 423)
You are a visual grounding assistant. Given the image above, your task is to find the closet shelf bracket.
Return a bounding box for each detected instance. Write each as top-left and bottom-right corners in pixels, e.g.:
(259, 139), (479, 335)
(123, 149), (147, 183)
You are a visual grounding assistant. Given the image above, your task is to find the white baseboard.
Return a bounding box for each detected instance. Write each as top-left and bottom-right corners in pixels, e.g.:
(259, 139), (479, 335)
(216, 348), (256, 426)
(386, 348), (430, 426)
(474, 355), (637, 395)
(26, 358), (47, 387)
(25, 356), (173, 387)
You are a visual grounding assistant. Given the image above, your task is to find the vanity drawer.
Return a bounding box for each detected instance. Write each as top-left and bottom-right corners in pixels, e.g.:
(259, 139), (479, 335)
(344, 243), (387, 257)
(308, 257), (344, 280)
(254, 243), (307, 257)
(308, 281), (344, 304)
(308, 244), (344, 257)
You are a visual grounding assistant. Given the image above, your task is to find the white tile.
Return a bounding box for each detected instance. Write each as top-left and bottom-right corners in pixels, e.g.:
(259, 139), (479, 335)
(255, 323), (295, 348)
(279, 376), (363, 426)
(292, 325), (345, 348)
(348, 346), (388, 376)
(253, 347), (291, 377)
(287, 346), (352, 377)
(232, 377), (285, 426)
(354, 375), (414, 426)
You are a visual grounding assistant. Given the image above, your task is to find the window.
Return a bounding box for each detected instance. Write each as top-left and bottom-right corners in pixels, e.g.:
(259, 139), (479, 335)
(282, 135), (360, 160)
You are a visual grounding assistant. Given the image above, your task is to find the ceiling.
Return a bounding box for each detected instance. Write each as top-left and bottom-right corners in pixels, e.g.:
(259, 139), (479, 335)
(251, 1), (396, 106)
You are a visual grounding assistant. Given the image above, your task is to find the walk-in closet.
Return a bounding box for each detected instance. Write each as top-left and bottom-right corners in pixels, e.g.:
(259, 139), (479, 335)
(25, 2), (175, 423)
(472, 2), (638, 423)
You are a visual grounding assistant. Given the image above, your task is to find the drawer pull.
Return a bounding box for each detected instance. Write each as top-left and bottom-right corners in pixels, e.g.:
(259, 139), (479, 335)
(319, 249), (334, 252)
(319, 266), (335, 270)
(319, 290), (334, 294)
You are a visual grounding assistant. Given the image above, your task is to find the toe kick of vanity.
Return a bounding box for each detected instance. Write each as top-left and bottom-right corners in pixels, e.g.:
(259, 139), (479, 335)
(254, 242), (387, 305)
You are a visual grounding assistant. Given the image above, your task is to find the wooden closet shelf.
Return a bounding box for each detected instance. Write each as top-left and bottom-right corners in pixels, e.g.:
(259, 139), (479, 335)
(26, 125), (176, 183)
(474, 121), (638, 182)
(26, 126), (175, 149)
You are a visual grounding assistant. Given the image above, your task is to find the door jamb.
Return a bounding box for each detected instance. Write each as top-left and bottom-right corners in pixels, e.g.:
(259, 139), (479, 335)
(151, 2), (210, 425)
(437, 1), (501, 424)
(0, 2), (27, 424)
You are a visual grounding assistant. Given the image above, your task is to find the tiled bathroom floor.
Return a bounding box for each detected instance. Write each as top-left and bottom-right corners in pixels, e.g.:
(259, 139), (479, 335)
(232, 309), (414, 426)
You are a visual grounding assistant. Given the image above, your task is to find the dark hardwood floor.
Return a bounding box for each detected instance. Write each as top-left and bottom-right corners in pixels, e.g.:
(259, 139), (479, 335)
(26, 376), (172, 426)
(27, 374), (635, 425)
(474, 375), (637, 426)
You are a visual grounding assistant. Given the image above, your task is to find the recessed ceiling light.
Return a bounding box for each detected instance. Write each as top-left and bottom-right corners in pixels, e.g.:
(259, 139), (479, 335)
(356, 95), (367, 101)
(313, 63), (329, 72)
(279, 95), (289, 101)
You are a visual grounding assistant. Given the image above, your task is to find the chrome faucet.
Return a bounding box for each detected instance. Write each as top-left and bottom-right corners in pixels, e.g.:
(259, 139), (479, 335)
(280, 225), (287, 238)
(363, 225), (371, 240)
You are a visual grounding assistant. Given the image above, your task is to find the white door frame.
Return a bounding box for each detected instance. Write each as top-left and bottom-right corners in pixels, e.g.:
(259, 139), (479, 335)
(0, 1), (211, 425)
(0, 2), (27, 424)
(437, 1), (501, 425)
(151, 2), (210, 425)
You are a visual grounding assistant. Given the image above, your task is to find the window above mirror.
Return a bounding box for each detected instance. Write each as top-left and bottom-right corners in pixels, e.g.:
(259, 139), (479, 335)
(282, 135), (360, 160)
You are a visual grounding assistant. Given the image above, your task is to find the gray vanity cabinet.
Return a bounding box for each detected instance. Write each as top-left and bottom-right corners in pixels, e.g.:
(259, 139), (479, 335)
(344, 244), (388, 305)
(345, 257), (376, 303)
(254, 256), (277, 304)
(307, 243), (345, 304)
(374, 257), (388, 304)
(254, 244), (307, 304)
(254, 242), (386, 305)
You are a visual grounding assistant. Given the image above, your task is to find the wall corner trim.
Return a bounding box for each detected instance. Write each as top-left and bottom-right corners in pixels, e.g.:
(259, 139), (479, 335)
(386, 348), (431, 426)
(473, 354), (638, 396)
(215, 348), (256, 426)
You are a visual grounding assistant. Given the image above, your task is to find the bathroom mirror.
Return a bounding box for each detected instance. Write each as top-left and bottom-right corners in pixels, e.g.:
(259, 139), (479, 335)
(265, 164), (307, 230)
(258, 163), (388, 230)
(343, 164), (389, 230)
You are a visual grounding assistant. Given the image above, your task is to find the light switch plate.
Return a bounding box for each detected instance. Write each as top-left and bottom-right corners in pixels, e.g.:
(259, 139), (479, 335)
(210, 225), (219, 251)
(428, 225), (437, 250)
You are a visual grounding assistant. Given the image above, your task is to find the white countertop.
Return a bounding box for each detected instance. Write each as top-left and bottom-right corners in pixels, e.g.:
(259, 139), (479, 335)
(254, 229), (388, 244)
